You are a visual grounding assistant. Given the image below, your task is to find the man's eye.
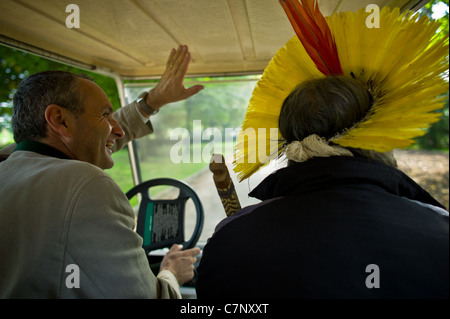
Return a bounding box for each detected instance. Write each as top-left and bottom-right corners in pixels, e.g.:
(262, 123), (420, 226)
(103, 112), (110, 118)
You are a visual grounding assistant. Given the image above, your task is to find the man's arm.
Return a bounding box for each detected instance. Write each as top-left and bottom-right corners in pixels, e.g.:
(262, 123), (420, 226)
(111, 102), (153, 152)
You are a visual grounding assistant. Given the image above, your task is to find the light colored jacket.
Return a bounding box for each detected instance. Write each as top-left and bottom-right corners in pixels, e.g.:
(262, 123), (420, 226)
(0, 103), (181, 298)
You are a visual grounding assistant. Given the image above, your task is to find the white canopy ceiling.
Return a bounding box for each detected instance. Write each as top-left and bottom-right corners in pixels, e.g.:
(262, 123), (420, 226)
(0, 0), (428, 78)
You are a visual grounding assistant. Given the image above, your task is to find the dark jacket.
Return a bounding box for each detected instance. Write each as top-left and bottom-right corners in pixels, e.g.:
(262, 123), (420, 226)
(196, 156), (449, 299)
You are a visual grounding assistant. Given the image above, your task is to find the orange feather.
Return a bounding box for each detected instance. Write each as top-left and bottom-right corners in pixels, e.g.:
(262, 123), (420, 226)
(279, 0), (343, 75)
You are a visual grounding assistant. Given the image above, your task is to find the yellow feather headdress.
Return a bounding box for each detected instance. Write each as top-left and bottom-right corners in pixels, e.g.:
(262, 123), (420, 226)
(233, 0), (449, 182)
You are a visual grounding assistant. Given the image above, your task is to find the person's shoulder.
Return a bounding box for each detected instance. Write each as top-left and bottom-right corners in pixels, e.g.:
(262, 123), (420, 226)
(53, 159), (124, 200)
(213, 197), (283, 234)
(0, 143), (16, 163)
(10, 150), (112, 182)
(56, 158), (111, 180)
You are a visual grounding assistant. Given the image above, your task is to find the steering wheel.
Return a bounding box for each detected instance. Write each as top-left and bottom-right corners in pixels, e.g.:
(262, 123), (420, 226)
(126, 178), (204, 252)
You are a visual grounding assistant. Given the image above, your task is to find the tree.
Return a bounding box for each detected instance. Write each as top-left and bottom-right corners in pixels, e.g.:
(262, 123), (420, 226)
(415, 0), (449, 150)
(0, 45), (120, 147)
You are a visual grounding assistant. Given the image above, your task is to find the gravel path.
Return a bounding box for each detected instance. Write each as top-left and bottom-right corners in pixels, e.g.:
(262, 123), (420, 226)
(395, 149), (449, 210)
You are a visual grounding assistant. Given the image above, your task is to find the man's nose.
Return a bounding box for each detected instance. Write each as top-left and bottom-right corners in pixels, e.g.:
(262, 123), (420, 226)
(111, 118), (125, 139)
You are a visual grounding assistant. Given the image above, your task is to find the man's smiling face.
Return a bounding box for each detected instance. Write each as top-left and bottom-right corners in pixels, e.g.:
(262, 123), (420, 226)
(64, 78), (125, 169)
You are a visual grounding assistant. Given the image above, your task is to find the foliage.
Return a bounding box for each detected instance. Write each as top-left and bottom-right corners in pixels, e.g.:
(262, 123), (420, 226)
(415, 92), (449, 150)
(415, 0), (449, 150)
(422, 0), (449, 37)
(0, 45), (120, 147)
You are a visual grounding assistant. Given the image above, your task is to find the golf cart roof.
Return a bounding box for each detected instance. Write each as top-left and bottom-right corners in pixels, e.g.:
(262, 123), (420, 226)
(0, 0), (428, 79)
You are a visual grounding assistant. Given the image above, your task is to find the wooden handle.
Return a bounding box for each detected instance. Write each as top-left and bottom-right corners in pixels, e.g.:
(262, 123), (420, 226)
(209, 154), (242, 217)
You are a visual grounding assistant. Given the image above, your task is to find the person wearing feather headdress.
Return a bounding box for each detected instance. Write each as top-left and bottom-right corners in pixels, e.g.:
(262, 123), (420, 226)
(196, 0), (448, 298)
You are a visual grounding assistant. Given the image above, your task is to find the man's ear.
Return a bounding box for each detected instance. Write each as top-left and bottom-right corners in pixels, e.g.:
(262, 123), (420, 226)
(44, 104), (72, 137)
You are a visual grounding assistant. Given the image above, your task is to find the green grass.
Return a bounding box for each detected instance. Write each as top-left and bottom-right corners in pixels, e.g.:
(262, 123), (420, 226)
(140, 157), (208, 182)
(106, 149), (135, 194)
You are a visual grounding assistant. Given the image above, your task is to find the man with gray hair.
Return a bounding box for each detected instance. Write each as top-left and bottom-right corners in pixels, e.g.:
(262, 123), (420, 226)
(0, 45), (203, 298)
